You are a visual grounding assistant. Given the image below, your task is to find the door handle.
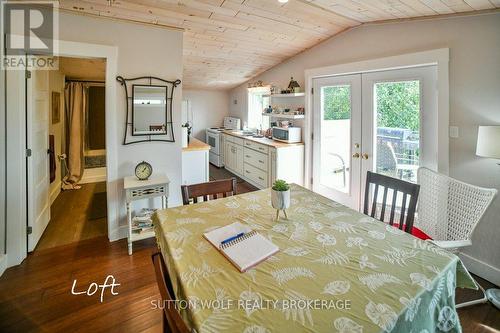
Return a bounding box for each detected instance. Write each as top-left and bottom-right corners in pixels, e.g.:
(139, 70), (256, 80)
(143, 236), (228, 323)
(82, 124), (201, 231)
(362, 153), (369, 160)
(352, 153), (360, 158)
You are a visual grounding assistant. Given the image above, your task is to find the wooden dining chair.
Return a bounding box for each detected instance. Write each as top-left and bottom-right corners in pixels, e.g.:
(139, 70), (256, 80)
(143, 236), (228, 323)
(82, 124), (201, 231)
(363, 171), (420, 234)
(181, 178), (237, 205)
(152, 252), (190, 333)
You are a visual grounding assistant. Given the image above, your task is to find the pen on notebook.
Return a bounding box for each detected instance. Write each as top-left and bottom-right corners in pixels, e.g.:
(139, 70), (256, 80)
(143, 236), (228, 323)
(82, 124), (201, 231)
(220, 232), (245, 245)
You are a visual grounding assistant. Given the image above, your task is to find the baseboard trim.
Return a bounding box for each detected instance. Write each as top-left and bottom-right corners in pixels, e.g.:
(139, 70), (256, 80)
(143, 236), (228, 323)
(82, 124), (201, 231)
(0, 254), (7, 277)
(108, 224), (128, 242)
(50, 182), (61, 205)
(459, 252), (500, 287)
(80, 175), (107, 184)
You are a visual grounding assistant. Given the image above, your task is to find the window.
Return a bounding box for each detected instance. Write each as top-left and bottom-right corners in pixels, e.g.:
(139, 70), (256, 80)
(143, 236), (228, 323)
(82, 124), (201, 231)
(247, 87), (270, 130)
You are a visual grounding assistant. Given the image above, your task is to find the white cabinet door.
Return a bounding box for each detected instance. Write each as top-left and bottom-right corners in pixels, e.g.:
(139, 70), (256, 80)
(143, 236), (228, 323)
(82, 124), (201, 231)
(269, 148), (277, 186)
(226, 142), (235, 171)
(236, 144), (244, 175)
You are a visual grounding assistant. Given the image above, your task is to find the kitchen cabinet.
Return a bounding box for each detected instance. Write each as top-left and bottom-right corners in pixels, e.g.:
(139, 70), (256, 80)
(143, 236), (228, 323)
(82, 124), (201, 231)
(224, 140), (244, 177)
(222, 133), (304, 189)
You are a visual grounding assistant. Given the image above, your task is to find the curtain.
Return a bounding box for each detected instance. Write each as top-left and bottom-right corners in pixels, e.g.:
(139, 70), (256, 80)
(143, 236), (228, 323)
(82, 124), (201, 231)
(62, 82), (87, 190)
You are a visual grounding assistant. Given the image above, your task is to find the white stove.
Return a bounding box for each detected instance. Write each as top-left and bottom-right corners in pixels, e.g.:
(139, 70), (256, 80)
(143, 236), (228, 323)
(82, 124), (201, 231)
(206, 117), (241, 167)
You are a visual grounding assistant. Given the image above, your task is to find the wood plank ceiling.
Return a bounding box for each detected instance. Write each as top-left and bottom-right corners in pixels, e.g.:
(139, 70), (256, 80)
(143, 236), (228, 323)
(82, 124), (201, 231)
(59, 0), (500, 89)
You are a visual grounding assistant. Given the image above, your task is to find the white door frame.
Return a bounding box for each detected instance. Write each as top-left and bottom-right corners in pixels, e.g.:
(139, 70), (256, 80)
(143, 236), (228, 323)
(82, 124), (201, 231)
(5, 36), (118, 267)
(304, 48), (449, 190)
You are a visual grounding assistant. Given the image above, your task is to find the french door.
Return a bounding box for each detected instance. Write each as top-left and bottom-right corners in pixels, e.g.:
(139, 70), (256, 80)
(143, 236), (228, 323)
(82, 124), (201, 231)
(312, 74), (362, 209)
(313, 65), (437, 211)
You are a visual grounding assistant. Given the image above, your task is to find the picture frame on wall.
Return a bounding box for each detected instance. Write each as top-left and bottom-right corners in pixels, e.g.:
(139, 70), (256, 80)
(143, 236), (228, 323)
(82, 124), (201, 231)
(52, 91), (60, 124)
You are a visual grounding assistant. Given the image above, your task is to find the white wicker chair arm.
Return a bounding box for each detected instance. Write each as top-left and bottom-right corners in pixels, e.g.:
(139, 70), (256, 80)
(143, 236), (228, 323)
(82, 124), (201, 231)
(429, 239), (472, 249)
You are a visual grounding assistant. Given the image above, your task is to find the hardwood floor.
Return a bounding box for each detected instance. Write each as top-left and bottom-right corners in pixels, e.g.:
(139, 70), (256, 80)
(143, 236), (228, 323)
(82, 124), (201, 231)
(36, 182), (108, 251)
(0, 237), (162, 333)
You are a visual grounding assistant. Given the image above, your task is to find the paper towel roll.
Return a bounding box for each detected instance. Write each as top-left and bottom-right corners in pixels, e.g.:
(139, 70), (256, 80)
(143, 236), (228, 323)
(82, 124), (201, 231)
(181, 127), (188, 148)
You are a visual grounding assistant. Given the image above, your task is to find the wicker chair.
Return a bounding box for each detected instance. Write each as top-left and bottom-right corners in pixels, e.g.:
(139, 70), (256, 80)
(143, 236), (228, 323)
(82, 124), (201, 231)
(416, 167), (497, 308)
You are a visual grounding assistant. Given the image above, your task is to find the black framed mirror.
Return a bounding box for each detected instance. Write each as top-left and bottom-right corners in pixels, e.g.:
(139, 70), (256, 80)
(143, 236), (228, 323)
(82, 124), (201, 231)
(132, 85), (168, 136)
(116, 75), (181, 145)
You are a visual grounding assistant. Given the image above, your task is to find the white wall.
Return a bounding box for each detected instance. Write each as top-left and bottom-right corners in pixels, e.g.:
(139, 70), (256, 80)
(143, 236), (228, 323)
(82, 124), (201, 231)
(183, 89), (230, 141)
(230, 12), (500, 283)
(57, 13), (184, 237)
(48, 70), (65, 205)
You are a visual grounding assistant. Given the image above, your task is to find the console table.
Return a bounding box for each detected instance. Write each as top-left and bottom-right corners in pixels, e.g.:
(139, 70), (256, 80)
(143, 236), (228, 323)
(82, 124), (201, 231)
(124, 174), (169, 255)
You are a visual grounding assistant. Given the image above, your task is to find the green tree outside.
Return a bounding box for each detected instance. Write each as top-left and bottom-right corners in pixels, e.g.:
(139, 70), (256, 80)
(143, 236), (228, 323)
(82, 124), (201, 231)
(323, 81), (420, 132)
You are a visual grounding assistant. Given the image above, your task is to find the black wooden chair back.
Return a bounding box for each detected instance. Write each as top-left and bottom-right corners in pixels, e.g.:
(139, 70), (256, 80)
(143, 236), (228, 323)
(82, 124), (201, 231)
(181, 178), (237, 205)
(363, 171), (420, 234)
(152, 252), (190, 333)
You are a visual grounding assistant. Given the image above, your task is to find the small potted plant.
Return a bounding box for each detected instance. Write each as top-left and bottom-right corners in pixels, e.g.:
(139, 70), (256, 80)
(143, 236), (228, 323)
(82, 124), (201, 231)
(271, 179), (290, 220)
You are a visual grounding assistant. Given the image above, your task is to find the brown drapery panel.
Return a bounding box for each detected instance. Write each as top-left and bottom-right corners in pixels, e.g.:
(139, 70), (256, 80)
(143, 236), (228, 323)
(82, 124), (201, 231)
(62, 82), (87, 190)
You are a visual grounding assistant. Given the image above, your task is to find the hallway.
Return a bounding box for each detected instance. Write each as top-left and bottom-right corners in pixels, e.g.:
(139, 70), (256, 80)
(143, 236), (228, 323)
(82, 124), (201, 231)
(36, 182), (108, 251)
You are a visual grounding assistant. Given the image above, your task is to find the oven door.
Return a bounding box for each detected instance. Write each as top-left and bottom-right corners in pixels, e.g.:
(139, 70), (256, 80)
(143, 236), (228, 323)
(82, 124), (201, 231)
(206, 131), (220, 155)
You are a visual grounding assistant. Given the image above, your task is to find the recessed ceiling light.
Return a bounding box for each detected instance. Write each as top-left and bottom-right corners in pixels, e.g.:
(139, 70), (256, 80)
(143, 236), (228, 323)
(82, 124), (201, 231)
(278, 0), (289, 3)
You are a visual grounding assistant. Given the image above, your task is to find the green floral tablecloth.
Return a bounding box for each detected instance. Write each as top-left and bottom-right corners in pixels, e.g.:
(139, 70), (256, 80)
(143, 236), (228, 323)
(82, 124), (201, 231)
(153, 184), (476, 333)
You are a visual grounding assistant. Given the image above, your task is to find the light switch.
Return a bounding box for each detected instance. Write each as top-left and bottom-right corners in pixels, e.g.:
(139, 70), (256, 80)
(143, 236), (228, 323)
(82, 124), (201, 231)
(449, 126), (459, 138)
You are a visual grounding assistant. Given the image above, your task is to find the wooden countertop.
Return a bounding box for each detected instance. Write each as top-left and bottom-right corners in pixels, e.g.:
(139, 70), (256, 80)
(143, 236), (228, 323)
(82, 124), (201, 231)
(223, 130), (304, 148)
(182, 137), (210, 152)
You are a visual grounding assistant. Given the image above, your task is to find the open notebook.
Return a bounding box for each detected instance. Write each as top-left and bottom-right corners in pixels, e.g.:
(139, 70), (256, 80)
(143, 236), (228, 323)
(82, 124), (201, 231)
(203, 222), (279, 272)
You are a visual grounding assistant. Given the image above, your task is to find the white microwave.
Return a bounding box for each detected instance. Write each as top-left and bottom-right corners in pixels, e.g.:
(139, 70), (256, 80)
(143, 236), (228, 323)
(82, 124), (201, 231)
(272, 127), (302, 143)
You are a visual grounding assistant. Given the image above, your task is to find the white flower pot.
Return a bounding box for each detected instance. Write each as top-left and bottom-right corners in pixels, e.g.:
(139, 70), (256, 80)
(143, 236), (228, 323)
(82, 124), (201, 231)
(271, 189), (290, 210)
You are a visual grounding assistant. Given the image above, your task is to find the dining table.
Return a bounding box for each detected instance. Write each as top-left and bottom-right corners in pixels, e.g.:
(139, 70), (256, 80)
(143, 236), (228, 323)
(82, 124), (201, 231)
(153, 184), (477, 333)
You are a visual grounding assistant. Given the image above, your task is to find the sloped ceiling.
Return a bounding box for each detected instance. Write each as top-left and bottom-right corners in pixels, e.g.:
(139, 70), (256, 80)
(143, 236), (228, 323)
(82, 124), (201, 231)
(59, 0), (500, 89)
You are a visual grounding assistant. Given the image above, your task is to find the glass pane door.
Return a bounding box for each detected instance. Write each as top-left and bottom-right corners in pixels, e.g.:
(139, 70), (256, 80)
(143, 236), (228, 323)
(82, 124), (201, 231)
(313, 74), (362, 209)
(374, 80), (420, 183)
(320, 84), (351, 193)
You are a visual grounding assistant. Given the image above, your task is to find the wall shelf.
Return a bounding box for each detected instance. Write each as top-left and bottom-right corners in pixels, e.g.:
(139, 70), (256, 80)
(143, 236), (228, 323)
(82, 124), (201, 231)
(262, 113), (305, 119)
(264, 92), (305, 98)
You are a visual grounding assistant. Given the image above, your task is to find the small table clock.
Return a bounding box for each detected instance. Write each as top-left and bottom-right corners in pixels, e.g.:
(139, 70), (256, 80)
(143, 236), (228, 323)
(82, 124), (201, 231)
(135, 161), (152, 180)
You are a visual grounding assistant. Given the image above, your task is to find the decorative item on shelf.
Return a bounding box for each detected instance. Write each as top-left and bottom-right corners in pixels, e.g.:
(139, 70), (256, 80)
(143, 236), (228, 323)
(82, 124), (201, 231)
(116, 75), (181, 145)
(271, 179), (291, 221)
(135, 161), (153, 180)
(288, 77), (300, 93)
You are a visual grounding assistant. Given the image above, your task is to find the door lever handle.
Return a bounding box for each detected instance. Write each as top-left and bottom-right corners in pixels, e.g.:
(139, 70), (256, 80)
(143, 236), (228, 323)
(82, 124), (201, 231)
(352, 153), (360, 158)
(362, 153), (369, 160)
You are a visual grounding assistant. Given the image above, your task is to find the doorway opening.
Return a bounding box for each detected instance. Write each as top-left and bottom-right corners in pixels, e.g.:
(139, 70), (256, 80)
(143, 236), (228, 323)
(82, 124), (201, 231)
(32, 56), (108, 251)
